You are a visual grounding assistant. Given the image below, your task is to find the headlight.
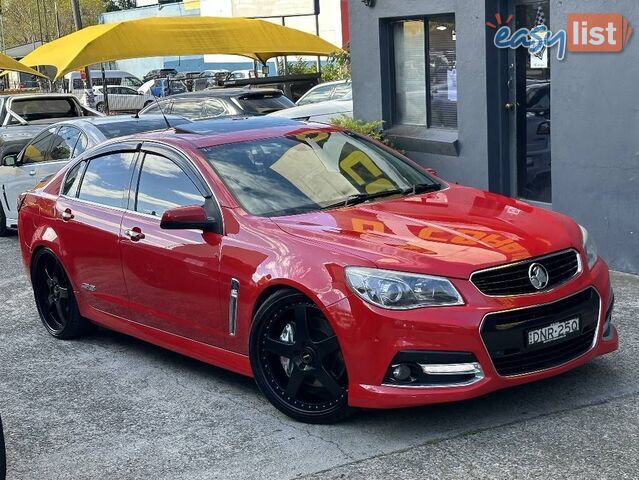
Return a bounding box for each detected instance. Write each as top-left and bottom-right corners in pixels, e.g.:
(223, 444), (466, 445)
(345, 267), (464, 310)
(579, 225), (598, 270)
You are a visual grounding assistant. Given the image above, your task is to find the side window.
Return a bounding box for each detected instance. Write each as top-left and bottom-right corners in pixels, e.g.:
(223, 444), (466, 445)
(49, 126), (82, 161)
(298, 84), (333, 105)
(78, 152), (136, 208)
(72, 133), (89, 157)
(331, 83), (352, 100)
(62, 161), (86, 197)
(22, 128), (56, 164)
(201, 98), (227, 118)
(135, 153), (204, 217)
(170, 100), (201, 119)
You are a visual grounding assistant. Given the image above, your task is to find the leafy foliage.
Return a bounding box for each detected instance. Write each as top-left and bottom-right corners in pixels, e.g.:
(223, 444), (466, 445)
(320, 47), (351, 82)
(329, 117), (388, 144)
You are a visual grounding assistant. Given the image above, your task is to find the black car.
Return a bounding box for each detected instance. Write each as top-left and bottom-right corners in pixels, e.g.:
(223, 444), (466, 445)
(138, 88), (295, 121)
(142, 68), (179, 82)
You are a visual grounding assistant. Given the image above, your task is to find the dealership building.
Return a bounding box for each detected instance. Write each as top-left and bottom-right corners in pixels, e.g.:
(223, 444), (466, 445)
(348, 0), (638, 274)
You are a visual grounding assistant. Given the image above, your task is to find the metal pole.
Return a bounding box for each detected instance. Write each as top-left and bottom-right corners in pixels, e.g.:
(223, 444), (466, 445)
(281, 17), (288, 76)
(101, 63), (109, 114)
(71, 0), (92, 89)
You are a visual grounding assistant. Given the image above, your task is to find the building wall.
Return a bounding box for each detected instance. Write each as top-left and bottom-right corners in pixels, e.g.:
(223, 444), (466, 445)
(348, 0), (491, 189)
(349, 0), (639, 273)
(551, 0), (639, 274)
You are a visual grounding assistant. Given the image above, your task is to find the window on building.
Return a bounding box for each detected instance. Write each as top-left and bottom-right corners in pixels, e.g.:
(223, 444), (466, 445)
(391, 15), (457, 129)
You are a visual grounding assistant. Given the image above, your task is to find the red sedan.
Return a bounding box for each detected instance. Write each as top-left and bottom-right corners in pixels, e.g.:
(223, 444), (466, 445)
(18, 117), (618, 423)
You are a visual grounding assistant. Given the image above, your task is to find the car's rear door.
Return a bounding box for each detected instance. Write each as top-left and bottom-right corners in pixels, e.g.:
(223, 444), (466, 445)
(119, 144), (225, 346)
(55, 143), (139, 319)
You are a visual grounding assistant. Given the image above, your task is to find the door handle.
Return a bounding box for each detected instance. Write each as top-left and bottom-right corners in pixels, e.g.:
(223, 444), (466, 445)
(60, 208), (74, 221)
(504, 102), (519, 111)
(29, 170), (36, 176)
(124, 228), (145, 242)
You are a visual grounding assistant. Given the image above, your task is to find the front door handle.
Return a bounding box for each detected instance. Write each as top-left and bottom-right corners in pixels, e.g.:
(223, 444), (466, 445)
(29, 170), (36, 176)
(60, 208), (74, 221)
(504, 102), (519, 111)
(124, 228), (145, 242)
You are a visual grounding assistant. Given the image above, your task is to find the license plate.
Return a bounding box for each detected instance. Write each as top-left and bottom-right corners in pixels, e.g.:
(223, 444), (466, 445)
(527, 318), (580, 346)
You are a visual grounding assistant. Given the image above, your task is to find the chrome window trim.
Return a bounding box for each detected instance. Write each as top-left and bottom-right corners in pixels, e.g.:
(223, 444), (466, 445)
(469, 248), (583, 298)
(478, 286), (602, 379)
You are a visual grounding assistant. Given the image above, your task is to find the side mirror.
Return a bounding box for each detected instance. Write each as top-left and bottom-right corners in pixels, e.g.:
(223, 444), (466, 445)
(2, 154), (17, 167)
(160, 205), (216, 231)
(536, 121), (550, 135)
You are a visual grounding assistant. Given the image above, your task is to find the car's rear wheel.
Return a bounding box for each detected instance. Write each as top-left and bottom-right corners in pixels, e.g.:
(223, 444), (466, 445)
(250, 290), (356, 424)
(32, 250), (91, 339)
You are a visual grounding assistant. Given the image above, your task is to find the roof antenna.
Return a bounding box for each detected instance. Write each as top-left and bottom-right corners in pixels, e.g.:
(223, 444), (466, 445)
(146, 87), (172, 129)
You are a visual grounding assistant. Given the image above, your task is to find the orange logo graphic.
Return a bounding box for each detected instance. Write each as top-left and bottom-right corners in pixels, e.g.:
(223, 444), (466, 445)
(567, 13), (633, 52)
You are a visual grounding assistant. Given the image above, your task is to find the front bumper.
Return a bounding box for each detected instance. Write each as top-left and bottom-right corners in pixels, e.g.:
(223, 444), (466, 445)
(326, 258), (618, 409)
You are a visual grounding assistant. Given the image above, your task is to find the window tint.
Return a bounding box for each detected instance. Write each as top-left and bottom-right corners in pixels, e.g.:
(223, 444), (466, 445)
(200, 98), (229, 119)
(94, 118), (188, 139)
(78, 152), (136, 208)
(49, 126), (82, 161)
(136, 153), (204, 217)
(22, 128), (56, 164)
(62, 161), (86, 197)
(331, 83), (352, 100)
(11, 98), (80, 122)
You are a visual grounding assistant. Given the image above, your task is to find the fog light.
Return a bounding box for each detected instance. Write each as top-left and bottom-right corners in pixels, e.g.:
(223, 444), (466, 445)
(392, 364), (412, 381)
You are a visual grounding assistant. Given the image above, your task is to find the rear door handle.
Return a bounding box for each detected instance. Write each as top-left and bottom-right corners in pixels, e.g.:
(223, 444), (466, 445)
(29, 170), (36, 176)
(60, 208), (74, 221)
(124, 228), (145, 242)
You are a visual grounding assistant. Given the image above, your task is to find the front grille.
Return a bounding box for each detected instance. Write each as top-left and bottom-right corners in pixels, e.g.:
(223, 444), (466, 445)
(481, 288), (600, 376)
(471, 250), (580, 296)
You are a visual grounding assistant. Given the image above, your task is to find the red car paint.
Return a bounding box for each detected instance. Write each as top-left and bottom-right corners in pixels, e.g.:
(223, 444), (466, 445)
(18, 122), (618, 410)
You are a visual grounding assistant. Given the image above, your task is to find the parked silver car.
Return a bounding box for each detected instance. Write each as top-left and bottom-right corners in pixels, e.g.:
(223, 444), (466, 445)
(0, 115), (190, 235)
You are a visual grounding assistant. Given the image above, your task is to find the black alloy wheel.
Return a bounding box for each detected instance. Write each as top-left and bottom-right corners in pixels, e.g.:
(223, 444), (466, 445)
(96, 102), (106, 114)
(32, 250), (91, 339)
(250, 290), (356, 424)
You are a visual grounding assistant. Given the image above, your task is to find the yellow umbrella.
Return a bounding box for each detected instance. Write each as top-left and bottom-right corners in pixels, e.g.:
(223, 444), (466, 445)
(21, 16), (342, 80)
(0, 51), (46, 77)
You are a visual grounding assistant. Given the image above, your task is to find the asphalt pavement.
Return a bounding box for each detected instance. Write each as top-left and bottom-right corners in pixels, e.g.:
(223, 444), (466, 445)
(0, 233), (637, 479)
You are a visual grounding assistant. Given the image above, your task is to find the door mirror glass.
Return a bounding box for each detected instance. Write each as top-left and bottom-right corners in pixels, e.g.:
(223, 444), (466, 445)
(2, 154), (17, 167)
(160, 205), (216, 231)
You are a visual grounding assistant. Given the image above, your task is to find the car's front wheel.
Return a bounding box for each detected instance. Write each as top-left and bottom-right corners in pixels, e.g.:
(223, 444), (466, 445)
(32, 250), (91, 339)
(250, 289), (356, 424)
(96, 102), (106, 114)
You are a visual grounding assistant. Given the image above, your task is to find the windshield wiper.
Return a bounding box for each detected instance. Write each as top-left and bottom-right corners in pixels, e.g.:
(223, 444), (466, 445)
(322, 189), (405, 210)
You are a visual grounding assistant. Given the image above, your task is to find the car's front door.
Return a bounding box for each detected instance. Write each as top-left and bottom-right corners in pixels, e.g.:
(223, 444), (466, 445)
(2, 127), (56, 222)
(55, 146), (138, 319)
(119, 147), (225, 346)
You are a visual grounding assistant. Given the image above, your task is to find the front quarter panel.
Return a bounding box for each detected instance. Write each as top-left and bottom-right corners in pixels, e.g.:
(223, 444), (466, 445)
(221, 209), (375, 354)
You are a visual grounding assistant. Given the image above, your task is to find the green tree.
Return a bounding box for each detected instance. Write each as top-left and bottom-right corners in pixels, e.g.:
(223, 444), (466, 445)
(2, 0), (107, 48)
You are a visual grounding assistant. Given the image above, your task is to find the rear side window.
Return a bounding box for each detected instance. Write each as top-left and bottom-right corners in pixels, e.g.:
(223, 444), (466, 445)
(298, 84), (334, 106)
(11, 98), (80, 122)
(78, 152), (136, 208)
(235, 93), (295, 115)
(62, 161), (86, 197)
(95, 118), (188, 138)
(22, 128), (56, 164)
(135, 153), (204, 217)
(49, 126), (82, 161)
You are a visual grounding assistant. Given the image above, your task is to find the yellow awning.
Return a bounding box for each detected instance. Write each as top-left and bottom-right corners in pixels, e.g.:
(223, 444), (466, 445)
(0, 52), (46, 77)
(21, 16), (342, 80)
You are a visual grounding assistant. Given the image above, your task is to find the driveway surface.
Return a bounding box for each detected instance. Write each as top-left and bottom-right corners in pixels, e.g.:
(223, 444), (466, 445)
(0, 233), (637, 479)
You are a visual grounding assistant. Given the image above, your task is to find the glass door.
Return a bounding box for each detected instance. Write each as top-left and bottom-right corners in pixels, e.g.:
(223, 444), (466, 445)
(508, 0), (552, 204)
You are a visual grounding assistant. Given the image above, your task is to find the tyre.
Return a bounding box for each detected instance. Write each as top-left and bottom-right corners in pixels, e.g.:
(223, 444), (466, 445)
(31, 249), (91, 339)
(96, 102), (106, 114)
(143, 100), (153, 108)
(0, 205), (7, 237)
(250, 289), (356, 424)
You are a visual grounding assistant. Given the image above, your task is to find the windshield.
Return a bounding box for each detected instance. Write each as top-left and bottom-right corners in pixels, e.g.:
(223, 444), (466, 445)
(95, 117), (190, 138)
(235, 93), (295, 115)
(199, 131), (439, 216)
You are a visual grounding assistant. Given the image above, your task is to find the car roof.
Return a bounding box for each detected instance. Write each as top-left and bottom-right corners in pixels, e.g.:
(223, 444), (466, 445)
(129, 116), (339, 149)
(52, 114), (186, 128)
(167, 88), (284, 100)
(0, 93), (79, 100)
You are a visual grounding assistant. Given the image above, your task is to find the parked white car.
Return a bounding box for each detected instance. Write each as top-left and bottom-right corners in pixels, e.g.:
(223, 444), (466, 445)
(296, 80), (351, 106)
(81, 86), (155, 114)
(269, 92), (353, 124)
